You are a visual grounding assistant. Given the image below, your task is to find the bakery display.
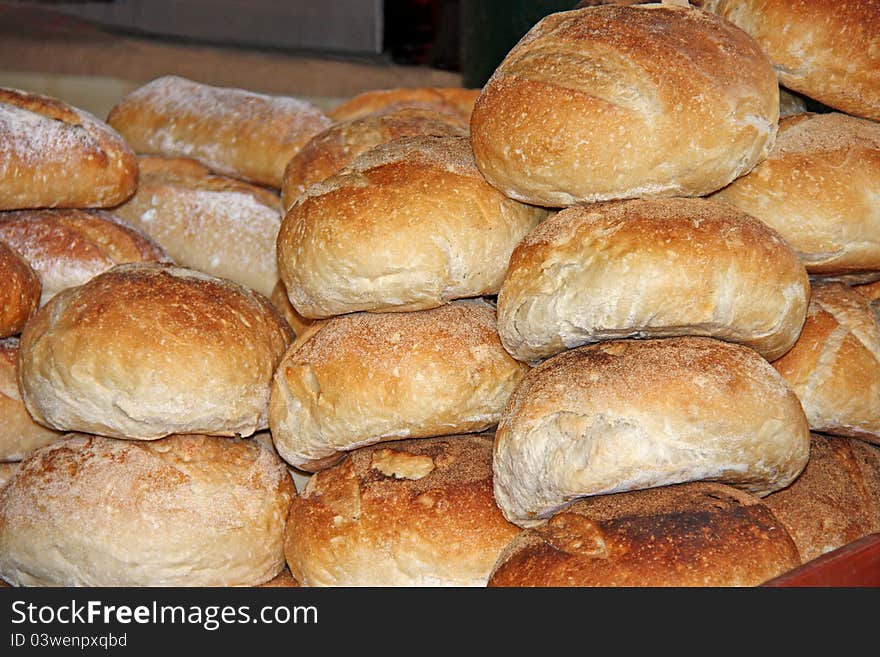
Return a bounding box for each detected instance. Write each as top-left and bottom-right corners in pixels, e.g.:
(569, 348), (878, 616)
(113, 155), (282, 297)
(496, 198), (809, 363)
(0, 241), (39, 338)
(106, 75), (332, 188)
(470, 3), (779, 206)
(18, 263), (293, 440)
(285, 433), (520, 586)
(0, 433), (295, 586)
(269, 300), (528, 471)
(277, 135), (546, 318)
(0, 87), (138, 210)
(711, 112), (880, 281)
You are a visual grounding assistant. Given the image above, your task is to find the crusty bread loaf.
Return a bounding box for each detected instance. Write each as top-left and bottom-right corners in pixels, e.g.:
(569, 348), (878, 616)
(18, 263), (293, 440)
(0, 87), (138, 210)
(281, 108), (467, 211)
(856, 279), (880, 323)
(0, 337), (61, 461)
(327, 87), (480, 124)
(269, 300), (529, 471)
(497, 198), (809, 363)
(0, 433), (295, 586)
(488, 482), (801, 587)
(106, 75), (332, 188)
(772, 282), (880, 444)
(0, 241), (39, 338)
(493, 337), (811, 527)
(269, 280), (313, 337)
(711, 112), (880, 278)
(469, 3), (779, 206)
(765, 434), (880, 563)
(0, 208), (172, 306)
(277, 135), (547, 318)
(285, 433), (520, 586)
(113, 155), (282, 297)
(700, 0), (880, 121)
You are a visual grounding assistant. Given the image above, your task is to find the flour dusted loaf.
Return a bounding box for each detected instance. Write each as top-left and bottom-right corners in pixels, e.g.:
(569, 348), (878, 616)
(497, 198), (809, 363)
(113, 155), (282, 297)
(488, 482), (800, 587)
(0, 87), (137, 210)
(771, 282), (880, 444)
(0, 433), (295, 586)
(327, 86), (480, 124)
(106, 75), (331, 188)
(18, 263), (293, 440)
(0, 241), (39, 338)
(0, 208), (171, 306)
(269, 300), (529, 471)
(284, 434), (519, 586)
(700, 0), (880, 121)
(469, 3), (779, 206)
(711, 112), (880, 279)
(277, 135), (547, 318)
(493, 337), (811, 527)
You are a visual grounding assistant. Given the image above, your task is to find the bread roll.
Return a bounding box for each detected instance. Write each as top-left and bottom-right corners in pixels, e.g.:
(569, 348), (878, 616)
(112, 155), (282, 297)
(856, 279), (880, 322)
(0, 87), (137, 211)
(711, 112), (880, 278)
(0, 241), (39, 338)
(700, 0), (880, 121)
(497, 198), (809, 363)
(285, 434), (519, 586)
(281, 108), (467, 211)
(488, 482), (800, 587)
(494, 337), (811, 527)
(469, 3), (779, 207)
(0, 433), (295, 586)
(328, 87), (480, 124)
(0, 208), (172, 306)
(765, 435), (880, 563)
(269, 300), (529, 471)
(269, 280), (313, 337)
(18, 263), (293, 440)
(771, 283), (880, 444)
(277, 135), (547, 318)
(106, 75), (332, 188)
(0, 337), (61, 461)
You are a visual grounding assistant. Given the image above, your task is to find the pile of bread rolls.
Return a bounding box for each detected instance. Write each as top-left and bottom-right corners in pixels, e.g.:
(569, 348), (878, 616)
(1, 0), (878, 588)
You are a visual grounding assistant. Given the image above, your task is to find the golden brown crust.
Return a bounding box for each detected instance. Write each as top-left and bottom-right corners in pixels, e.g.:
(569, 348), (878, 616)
(0, 433), (295, 586)
(284, 433), (520, 586)
(0, 208), (172, 306)
(106, 75), (332, 188)
(269, 300), (529, 471)
(0, 87), (138, 210)
(327, 87), (480, 124)
(0, 462), (19, 488)
(0, 242), (39, 338)
(497, 198), (810, 362)
(488, 482), (801, 587)
(269, 280), (313, 337)
(277, 135), (547, 318)
(112, 155), (282, 297)
(764, 435), (880, 562)
(711, 112), (880, 276)
(256, 567), (300, 588)
(18, 263), (294, 439)
(281, 108), (467, 211)
(470, 4), (779, 206)
(702, 0), (880, 121)
(772, 283), (880, 443)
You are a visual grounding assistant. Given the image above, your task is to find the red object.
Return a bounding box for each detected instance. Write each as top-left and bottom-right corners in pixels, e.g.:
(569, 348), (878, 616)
(762, 533), (880, 587)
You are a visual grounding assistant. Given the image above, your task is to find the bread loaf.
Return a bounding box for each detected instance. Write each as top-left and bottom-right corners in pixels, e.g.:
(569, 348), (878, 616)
(0, 87), (137, 210)
(113, 155), (282, 297)
(493, 337), (811, 527)
(328, 87), (479, 124)
(469, 3), (779, 206)
(18, 263), (293, 440)
(269, 280), (313, 337)
(277, 135), (547, 318)
(496, 198), (809, 363)
(0, 241), (39, 338)
(106, 75), (332, 188)
(0, 208), (172, 306)
(0, 433), (295, 586)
